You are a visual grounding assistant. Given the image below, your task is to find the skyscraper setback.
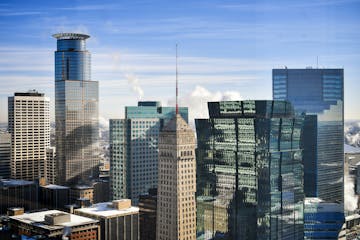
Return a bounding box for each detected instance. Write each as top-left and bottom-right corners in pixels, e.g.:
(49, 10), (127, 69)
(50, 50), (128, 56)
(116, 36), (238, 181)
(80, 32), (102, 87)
(8, 91), (50, 181)
(273, 68), (344, 203)
(53, 33), (99, 186)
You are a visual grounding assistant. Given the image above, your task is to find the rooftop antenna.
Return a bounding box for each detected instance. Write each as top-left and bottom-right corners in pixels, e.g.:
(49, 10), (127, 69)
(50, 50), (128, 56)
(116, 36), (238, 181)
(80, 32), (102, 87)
(176, 43), (179, 115)
(317, 56), (319, 69)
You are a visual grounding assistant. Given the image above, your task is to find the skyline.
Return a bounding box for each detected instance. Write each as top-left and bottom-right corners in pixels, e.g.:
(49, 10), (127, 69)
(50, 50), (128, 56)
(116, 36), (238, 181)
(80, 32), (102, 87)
(0, 0), (360, 124)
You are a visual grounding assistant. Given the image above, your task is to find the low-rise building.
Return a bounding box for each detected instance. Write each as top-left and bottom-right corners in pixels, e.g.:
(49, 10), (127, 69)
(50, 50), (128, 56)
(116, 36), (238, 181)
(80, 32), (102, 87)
(75, 199), (139, 240)
(0, 179), (38, 214)
(9, 209), (100, 239)
(39, 184), (70, 210)
(70, 185), (94, 204)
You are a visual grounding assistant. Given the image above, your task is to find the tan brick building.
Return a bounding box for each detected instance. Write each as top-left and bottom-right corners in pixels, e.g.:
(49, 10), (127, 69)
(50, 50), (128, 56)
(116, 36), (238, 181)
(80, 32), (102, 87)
(156, 114), (196, 240)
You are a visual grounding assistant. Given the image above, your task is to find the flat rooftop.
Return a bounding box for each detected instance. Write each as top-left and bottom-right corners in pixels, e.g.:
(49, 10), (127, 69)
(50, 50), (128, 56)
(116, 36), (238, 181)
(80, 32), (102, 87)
(42, 184), (69, 190)
(14, 90), (44, 97)
(0, 179), (34, 187)
(71, 185), (93, 190)
(10, 210), (98, 230)
(75, 202), (139, 218)
(52, 33), (90, 40)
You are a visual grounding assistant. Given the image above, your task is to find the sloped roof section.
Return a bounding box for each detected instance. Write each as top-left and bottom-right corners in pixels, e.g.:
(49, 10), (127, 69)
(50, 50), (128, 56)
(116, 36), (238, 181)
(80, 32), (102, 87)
(162, 114), (192, 132)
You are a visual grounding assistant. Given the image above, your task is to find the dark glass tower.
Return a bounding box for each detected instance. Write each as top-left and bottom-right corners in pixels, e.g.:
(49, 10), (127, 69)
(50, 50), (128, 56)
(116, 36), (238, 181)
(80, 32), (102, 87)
(273, 68), (344, 204)
(196, 100), (305, 240)
(53, 33), (99, 186)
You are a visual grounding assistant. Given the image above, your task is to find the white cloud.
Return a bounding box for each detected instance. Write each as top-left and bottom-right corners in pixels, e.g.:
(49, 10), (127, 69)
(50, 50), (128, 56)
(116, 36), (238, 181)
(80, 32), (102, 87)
(168, 85), (242, 127)
(345, 173), (358, 211)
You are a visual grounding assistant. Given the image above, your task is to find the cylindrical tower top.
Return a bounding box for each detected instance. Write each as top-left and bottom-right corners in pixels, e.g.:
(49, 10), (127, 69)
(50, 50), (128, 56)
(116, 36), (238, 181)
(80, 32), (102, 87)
(53, 32), (91, 81)
(52, 33), (90, 40)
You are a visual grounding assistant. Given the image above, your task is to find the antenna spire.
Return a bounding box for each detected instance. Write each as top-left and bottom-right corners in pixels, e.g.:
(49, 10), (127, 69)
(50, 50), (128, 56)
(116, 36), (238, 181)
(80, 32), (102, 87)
(176, 44), (179, 115)
(316, 56), (319, 69)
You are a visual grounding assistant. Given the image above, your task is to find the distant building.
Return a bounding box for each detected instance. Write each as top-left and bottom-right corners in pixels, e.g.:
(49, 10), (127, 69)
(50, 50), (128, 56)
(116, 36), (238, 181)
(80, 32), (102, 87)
(99, 161), (110, 178)
(93, 179), (110, 203)
(46, 147), (56, 184)
(156, 114), (196, 240)
(8, 90), (50, 181)
(273, 68), (344, 203)
(0, 131), (11, 178)
(304, 198), (345, 239)
(39, 184), (70, 210)
(109, 101), (188, 204)
(344, 213), (360, 239)
(139, 188), (157, 240)
(53, 33), (99, 186)
(196, 100), (305, 239)
(70, 185), (94, 204)
(9, 210), (100, 239)
(0, 179), (38, 214)
(75, 199), (139, 240)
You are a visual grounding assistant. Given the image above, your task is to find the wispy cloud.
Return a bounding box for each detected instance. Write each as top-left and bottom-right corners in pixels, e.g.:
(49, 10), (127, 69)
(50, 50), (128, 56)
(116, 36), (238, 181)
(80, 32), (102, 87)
(219, 0), (360, 11)
(56, 4), (122, 11)
(0, 11), (44, 16)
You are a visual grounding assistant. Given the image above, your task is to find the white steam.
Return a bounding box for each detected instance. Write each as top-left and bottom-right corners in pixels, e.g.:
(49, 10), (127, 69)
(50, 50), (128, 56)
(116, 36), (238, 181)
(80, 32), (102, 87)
(169, 85), (242, 127)
(345, 121), (360, 147)
(126, 74), (144, 100)
(345, 173), (358, 212)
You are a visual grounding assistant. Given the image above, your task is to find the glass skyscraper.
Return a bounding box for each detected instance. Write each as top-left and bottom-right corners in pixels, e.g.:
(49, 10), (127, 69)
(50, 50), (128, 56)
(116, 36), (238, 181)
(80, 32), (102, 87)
(109, 101), (188, 204)
(53, 33), (99, 186)
(196, 100), (305, 240)
(273, 68), (344, 203)
(304, 198), (345, 239)
(0, 131), (11, 178)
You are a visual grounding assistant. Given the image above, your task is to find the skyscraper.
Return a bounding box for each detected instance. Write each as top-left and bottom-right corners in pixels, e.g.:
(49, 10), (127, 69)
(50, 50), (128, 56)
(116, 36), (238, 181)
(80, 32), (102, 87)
(273, 68), (344, 203)
(156, 114), (196, 240)
(53, 33), (99, 186)
(8, 91), (50, 181)
(304, 198), (345, 239)
(196, 100), (304, 239)
(109, 101), (188, 203)
(0, 130), (11, 178)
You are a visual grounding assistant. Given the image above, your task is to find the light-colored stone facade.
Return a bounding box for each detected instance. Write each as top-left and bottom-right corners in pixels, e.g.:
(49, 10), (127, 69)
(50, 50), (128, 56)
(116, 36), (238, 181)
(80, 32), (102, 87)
(156, 114), (196, 240)
(8, 91), (50, 181)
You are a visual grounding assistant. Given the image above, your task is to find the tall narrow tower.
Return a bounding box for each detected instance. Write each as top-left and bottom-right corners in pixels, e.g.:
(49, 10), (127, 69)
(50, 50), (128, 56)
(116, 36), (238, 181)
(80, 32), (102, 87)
(53, 33), (99, 186)
(156, 46), (196, 240)
(156, 114), (197, 240)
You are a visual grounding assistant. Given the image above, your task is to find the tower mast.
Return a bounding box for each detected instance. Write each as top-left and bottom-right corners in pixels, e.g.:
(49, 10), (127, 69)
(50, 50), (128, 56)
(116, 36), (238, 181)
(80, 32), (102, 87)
(176, 44), (179, 115)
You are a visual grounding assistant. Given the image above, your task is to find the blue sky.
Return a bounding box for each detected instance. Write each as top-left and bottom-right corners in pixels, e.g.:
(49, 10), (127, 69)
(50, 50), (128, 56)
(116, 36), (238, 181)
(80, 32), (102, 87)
(0, 0), (360, 123)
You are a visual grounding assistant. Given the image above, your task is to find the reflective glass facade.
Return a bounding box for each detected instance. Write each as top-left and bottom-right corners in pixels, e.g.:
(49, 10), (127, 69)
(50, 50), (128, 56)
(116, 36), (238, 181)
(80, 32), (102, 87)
(196, 100), (305, 240)
(0, 131), (11, 178)
(273, 68), (344, 203)
(304, 198), (344, 239)
(109, 101), (188, 204)
(54, 33), (99, 185)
